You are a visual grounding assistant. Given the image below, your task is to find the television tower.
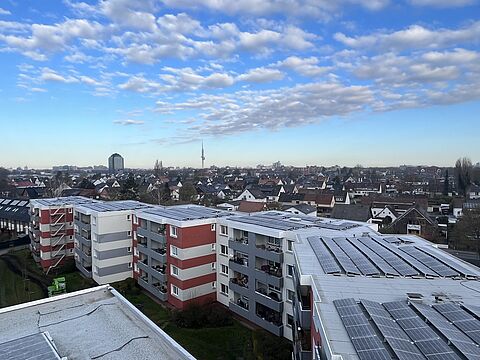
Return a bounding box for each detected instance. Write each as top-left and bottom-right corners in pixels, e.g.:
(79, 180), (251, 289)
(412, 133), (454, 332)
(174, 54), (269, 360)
(201, 141), (205, 169)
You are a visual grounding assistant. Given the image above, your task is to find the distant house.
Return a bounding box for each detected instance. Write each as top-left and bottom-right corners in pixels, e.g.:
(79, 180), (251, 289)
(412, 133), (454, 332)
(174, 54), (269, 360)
(235, 189), (267, 203)
(217, 189), (233, 200)
(452, 198), (465, 218)
(331, 204), (372, 223)
(468, 184), (480, 200)
(385, 206), (442, 243)
(282, 204), (317, 217)
(217, 200), (241, 211)
(238, 201), (267, 213)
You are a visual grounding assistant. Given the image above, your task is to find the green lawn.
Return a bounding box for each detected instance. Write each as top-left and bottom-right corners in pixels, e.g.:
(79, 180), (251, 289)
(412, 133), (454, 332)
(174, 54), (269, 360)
(0, 258), (44, 307)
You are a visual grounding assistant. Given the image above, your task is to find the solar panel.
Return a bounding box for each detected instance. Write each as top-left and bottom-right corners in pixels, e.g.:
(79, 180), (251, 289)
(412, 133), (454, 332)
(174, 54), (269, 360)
(322, 238), (361, 275)
(399, 246), (459, 278)
(360, 299), (425, 360)
(333, 238), (380, 276)
(384, 301), (461, 360)
(433, 303), (480, 345)
(307, 237), (342, 274)
(0, 333), (61, 360)
(462, 304), (480, 319)
(414, 246), (480, 278)
(411, 302), (480, 359)
(372, 239), (438, 277)
(358, 237), (419, 277)
(333, 299), (391, 360)
(349, 238), (399, 276)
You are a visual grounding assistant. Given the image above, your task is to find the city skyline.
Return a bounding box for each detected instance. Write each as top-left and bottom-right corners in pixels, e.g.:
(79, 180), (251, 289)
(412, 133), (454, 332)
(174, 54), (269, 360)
(1, 0), (480, 168)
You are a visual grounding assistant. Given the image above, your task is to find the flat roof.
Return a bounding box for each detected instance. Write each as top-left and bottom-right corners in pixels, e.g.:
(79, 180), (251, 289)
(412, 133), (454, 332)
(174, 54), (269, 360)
(0, 286), (195, 360)
(139, 204), (233, 221)
(294, 232), (480, 360)
(77, 200), (152, 213)
(31, 196), (99, 207)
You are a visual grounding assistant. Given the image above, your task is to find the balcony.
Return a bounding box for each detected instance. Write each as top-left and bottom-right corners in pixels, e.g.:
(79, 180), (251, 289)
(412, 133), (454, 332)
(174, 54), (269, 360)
(229, 299), (249, 317)
(228, 237), (249, 252)
(152, 282), (168, 301)
(137, 259), (149, 273)
(294, 293), (312, 329)
(255, 265), (283, 288)
(151, 264), (167, 282)
(76, 233), (91, 246)
(255, 308), (283, 337)
(151, 247), (167, 263)
(229, 278), (249, 296)
(294, 330), (312, 360)
(76, 260), (92, 277)
(229, 256), (249, 274)
(255, 287), (283, 312)
(255, 244), (283, 263)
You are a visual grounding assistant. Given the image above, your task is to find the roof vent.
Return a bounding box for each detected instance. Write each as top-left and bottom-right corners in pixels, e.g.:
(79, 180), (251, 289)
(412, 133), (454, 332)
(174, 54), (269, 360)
(407, 292), (424, 303)
(289, 217), (302, 221)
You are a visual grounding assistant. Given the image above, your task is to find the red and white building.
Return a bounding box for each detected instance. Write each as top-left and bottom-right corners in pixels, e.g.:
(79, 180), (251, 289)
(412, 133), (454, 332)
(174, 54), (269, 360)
(29, 197), (99, 273)
(133, 205), (232, 309)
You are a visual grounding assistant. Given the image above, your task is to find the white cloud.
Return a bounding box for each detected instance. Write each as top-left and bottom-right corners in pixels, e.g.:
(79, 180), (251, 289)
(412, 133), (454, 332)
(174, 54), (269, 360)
(408, 0), (477, 7)
(113, 119), (145, 125)
(0, 8), (11, 15)
(335, 21), (480, 51)
(40, 68), (79, 83)
(276, 56), (330, 77)
(237, 67), (284, 83)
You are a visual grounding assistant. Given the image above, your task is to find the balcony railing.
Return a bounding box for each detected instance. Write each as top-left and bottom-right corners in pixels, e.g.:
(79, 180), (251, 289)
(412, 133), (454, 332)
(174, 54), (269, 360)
(231, 256), (249, 266)
(152, 247), (166, 255)
(231, 277), (248, 288)
(256, 244), (282, 253)
(232, 298), (249, 310)
(258, 264), (282, 278)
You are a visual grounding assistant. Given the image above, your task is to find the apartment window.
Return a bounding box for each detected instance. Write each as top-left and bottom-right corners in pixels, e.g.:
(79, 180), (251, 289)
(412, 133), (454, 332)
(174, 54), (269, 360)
(220, 283), (228, 295)
(133, 215), (138, 225)
(127, 230), (131, 237)
(211, 224), (216, 231)
(220, 225), (228, 236)
(268, 284), (281, 292)
(68, 208), (73, 213)
(127, 214), (131, 220)
(287, 265), (294, 277)
(211, 243), (216, 251)
(211, 263), (216, 271)
(134, 263), (138, 272)
(128, 262), (132, 269)
(171, 265), (179, 277)
(170, 225), (178, 238)
(287, 314), (294, 328)
(170, 245), (178, 257)
(287, 290), (295, 302)
(212, 281), (216, 289)
(220, 245), (228, 256)
(171, 284), (179, 297)
(287, 240), (294, 252)
(127, 247), (132, 253)
(221, 264), (228, 275)
(134, 248), (139, 257)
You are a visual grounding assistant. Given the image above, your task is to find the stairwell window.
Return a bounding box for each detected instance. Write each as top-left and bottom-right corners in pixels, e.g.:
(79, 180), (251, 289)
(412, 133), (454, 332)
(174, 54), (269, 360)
(219, 225), (228, 236)
(171, 285), (179, 297)
(170, 245), (178, 257)
(220, 245), (228, 256)
(211, 224), (216, 231)
(170, 225), (178, 238)
(171, 265), (179, 277)
(220, 283), (228, 295)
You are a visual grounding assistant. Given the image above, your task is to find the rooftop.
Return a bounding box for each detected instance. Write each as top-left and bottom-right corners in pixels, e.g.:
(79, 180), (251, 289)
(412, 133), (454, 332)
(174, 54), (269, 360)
(77, 200), (152, 213)
(31, 196), (100, 207)
(139, 204), (233, 221)
(0, 286), (195, 360)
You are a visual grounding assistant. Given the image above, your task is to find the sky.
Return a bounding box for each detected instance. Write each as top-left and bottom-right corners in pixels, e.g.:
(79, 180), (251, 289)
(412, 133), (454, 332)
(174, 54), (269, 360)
(0, 0), (479, 169)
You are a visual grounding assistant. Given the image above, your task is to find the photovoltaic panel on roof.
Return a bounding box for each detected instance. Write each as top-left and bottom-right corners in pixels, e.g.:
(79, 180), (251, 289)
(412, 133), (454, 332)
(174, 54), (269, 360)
(0, 333), (61, 360)
(411, 302), (480, 359)
(462, 304), (480, 319)
(399, 246), (459, 278)
(333, 238), (380, 276)
(383, 301), (461, 360)
(433, 303), (480, 345)
(307, 237), (342, 274)
(372, 238), (438, 277)
(348, 238), (399, 276)
(322, 237), (360, 275)
(360, 299), (425, 360)
(358, 237), (418, 277)
(414, 246), (480, 278)
(333, 298), (391, 360)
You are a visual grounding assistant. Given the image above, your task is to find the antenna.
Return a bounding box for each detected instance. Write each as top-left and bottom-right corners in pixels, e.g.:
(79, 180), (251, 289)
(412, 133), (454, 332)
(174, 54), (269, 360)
(201, 140), (205, 169)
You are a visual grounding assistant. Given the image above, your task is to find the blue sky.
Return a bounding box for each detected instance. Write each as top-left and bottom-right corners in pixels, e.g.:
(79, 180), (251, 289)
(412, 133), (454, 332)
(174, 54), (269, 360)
(0, 0), (479, 169)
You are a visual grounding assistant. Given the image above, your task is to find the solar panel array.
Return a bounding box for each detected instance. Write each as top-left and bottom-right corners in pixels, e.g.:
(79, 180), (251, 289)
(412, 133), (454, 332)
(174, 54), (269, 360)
(399, 246), (459, 278)
(333, 238), (380, 276)
(333, 299), (392, 360)
(349, 238), (399, 276)
(307, 237), (341, 274)
(360, 299), (425, 360)
(383, 301), (461, 360)
(143, 205), (232, 221)
(415, 246), (480, 278)
(411, 302), (480, 359)
(334, 298), (480, 360)
(0, 333), (61, 360)
(322, 237), (361, 275)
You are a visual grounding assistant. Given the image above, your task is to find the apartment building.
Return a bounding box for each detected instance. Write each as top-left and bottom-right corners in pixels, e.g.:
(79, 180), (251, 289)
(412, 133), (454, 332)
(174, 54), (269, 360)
(29, 197), (99, 273)
(134, 205), (232, 309)
(74, 200), (151, 284)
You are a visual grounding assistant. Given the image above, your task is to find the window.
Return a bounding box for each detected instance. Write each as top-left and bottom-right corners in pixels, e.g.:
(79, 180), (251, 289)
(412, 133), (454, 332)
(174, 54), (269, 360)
(127, 247), (132, 253)
(211, 224), (216, 231)
(134, 248), (139, 256)
(287, 265), (294, 277)
(211, 262), (216, 271)
(220, 225), (228, 236)
(127, 230), (131, 237)
(134, 263), (138, 272)
(220, 245), (228, 256)
(221, 264), (228, 275)
(127, 214), (131, 220)
(220, 283), (228, 295)
(212, 281), (216, 289)
(287, 240), (294, 252)
(287, 314), (294, 328)
(68, 208), (73, 213)
(133, 215), (138, 225)
(211, 243), (216, 251)
(287, 290), (295, 302)
(170, 245), (178, 257)
(128, 262), (132, 269)
(171, 285), (179, 297)
(170, 225), (178, 237)
(171, 265), (179, 277)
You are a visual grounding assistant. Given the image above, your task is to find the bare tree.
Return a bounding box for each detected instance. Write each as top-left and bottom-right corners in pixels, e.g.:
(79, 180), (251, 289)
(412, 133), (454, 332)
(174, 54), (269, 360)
(154, 159), (162, 178)
(455, 157), (472, 196)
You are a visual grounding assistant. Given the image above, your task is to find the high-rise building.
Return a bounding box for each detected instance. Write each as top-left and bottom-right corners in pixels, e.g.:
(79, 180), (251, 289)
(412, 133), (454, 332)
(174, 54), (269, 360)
(108, 153), (124, 173)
